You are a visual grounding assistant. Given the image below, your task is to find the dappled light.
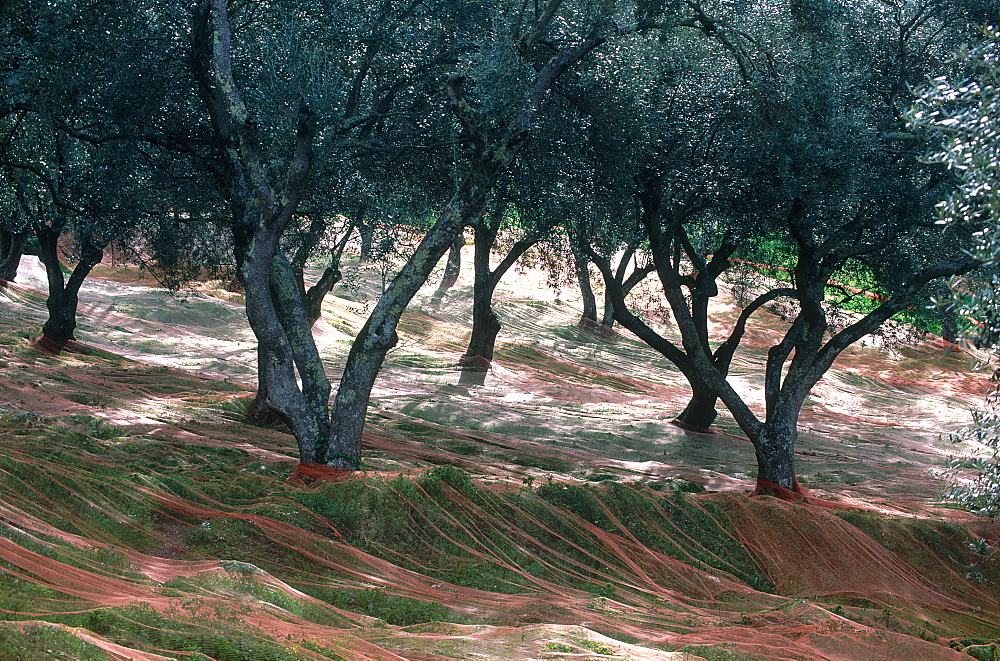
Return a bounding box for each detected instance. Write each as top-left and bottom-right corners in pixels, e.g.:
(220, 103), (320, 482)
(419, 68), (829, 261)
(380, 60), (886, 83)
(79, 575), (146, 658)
(0, 254), (998, 659)
(5, 0), (1000, 657)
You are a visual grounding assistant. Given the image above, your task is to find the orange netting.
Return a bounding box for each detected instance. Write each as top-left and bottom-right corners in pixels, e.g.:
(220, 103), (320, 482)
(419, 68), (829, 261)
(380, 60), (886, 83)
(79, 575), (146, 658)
(0, 256), (997, 659)
(289, 462), (355, 486)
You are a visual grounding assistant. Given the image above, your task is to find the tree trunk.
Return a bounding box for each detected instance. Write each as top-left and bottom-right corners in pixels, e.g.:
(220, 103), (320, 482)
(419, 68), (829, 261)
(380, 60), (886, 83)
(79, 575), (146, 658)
(303, 266), (341, 325)
(430, 231), (464, 306)
(459, 227), (501, 384)
(455, 219), (541, 385)
(459, 293), (501, 386)
(574, 249), (598, 326)
(462, 292), (502, 363)
(325, 192), (484, 466)
(35, 226), (105, 354)
(673, 283), (729, 431)
(751, 421), (799, 496)
(245, 345), (286, 425)
(231, 224), (285, 425)
(243, 235), (332, 463)
(0, 229), (27, 282)
(358, 218), (374, 263)
(940, 307), (958, 345)
(600, 295), (616, 329)
(674, 386), (719, 431)
(440, 231), (464, 291)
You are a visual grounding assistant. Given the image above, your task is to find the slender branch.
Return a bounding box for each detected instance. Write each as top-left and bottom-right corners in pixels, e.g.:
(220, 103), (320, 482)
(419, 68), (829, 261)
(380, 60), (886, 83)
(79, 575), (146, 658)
(816, 254), (982, 369)
(522, 35), (606, 124)
(520, 0), (564, 54)
(715, 287), (797, 367)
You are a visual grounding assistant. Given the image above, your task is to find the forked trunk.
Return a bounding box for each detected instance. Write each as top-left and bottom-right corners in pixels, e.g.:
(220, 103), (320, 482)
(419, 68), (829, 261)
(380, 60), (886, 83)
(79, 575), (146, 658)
(303, 266), (341, 325)
(325, 197), (477, 467)
(35, 227), (105, 354)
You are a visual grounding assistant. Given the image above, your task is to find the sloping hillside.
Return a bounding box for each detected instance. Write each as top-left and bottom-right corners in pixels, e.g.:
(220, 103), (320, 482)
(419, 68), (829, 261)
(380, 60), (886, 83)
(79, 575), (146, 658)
(0, 254), (997, 661)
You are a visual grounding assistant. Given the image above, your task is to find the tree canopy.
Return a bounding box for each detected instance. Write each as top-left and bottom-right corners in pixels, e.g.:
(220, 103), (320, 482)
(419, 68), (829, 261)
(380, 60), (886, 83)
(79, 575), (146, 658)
(1, 0), (993, 498)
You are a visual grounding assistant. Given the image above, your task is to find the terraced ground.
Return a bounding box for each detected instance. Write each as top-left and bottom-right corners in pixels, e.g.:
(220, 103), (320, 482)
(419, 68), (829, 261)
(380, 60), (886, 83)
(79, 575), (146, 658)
(0, 250), (998, 661)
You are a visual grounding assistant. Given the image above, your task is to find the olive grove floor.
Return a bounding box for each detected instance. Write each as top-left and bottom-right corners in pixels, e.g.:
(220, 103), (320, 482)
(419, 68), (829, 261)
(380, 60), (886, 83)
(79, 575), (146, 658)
(0, 251), (997, 660)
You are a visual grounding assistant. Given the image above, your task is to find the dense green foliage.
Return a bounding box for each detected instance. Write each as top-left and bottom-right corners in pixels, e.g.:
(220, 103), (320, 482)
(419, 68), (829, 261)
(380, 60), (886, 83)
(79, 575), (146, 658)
(1, 0), (995, 492)
(909, 27), (1000, 516)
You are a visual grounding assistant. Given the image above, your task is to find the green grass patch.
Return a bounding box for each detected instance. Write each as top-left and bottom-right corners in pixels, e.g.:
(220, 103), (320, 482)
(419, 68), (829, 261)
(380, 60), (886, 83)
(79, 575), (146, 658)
(63, 392), (120, 408)
(834, 510), (1000, 587)
(678, 644), (767, 660)
(304, 585), (461, 626)
(544, 641), (574, 652)
(55, 605), (299, 660)
(536, 483), (775, 593)
(163, 572), (350, 628)
(0, 622), (110, 660)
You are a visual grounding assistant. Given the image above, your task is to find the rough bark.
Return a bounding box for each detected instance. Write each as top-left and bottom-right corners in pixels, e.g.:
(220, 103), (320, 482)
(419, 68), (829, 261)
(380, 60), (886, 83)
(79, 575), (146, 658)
(303, 266), (342, 324)
(192, 0), (330, 462)
(752, 421), (799, 495)
(325, 190), (487, 465)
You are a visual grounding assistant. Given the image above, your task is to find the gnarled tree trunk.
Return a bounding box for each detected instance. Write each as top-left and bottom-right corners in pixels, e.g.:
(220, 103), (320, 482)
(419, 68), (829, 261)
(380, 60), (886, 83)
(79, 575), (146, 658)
(0, 228), (28, 282)
(326, 180), (494, 464)
(194, 0), (609, 469)
(34, 225), (105, 354)
(459, 229), (502, 385)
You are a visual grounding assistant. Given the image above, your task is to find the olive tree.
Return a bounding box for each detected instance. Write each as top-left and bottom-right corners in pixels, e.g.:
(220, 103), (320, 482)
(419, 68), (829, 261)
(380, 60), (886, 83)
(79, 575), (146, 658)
(587, 0), (985, 495)
(0, 0), (166, 352)
(909, 27), (1000, 515)
(189, 0), (655, 468)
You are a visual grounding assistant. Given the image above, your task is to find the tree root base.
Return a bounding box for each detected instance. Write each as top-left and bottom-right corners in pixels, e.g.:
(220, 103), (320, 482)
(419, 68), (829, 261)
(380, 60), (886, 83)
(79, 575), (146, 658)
(670, 417), (715, 434)
(753, 478), (811, 503)
(31, 334), (94, 356)
(576, 318), (618, 339)
(246, 392), (286, 427)
(288, 462), (355, 487)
